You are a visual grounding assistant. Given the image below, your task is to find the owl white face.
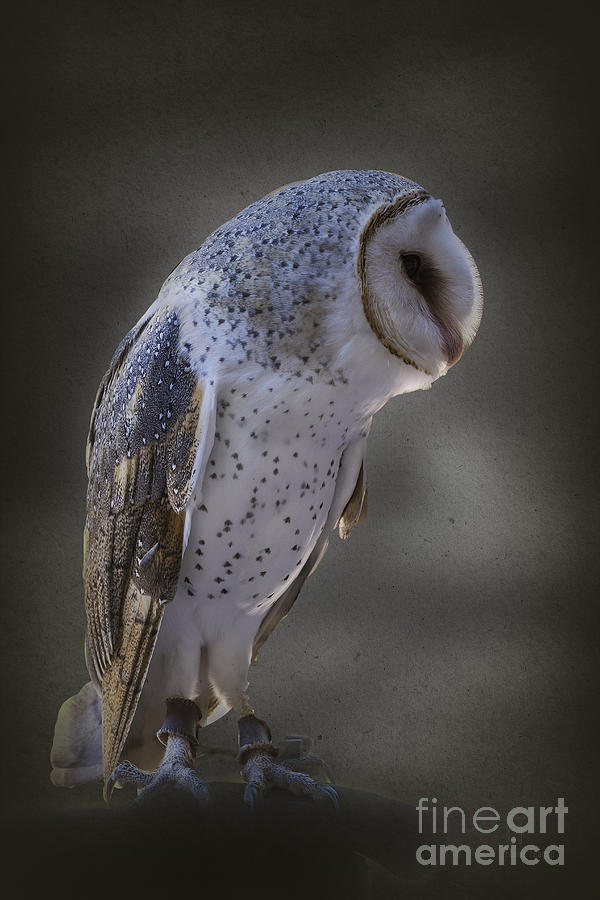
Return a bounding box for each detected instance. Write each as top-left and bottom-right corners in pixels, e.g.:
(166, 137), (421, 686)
(360, 196), (483, 378)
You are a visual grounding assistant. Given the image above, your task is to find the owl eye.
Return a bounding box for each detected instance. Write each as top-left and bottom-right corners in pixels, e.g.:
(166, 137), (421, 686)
(401, 254), (421, 281)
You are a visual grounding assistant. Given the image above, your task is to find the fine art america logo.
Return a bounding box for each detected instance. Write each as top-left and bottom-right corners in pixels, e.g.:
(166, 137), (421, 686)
(415, 797), (567, 866)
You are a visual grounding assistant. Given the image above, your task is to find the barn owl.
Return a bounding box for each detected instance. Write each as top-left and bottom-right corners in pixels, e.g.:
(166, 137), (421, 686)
(50, 170), (482, 805)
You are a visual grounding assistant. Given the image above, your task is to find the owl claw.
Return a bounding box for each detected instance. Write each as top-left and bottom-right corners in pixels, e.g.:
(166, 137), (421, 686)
(104, 759), (153, 802)
(104, 735), (211, 806)
(320, 784), (340, 811)
(243, 781), (260, 810)
(242, 750), (339, 810)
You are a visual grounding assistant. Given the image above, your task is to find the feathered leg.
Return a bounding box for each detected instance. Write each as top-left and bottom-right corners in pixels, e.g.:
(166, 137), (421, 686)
(105, 698), (210, 803)
(238, 714), (338, 809)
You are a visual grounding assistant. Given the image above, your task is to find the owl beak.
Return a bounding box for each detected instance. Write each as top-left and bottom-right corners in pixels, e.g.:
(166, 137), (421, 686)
(439, 321), (464, 368)
(441, 277), (483, 369)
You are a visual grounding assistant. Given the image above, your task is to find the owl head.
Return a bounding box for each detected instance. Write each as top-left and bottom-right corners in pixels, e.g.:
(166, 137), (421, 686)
(358, 186), (483, 380)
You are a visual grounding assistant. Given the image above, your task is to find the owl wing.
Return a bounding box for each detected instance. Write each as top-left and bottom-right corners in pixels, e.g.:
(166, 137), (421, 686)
(337, 458), (368, 540)
(252, 426), (369, 660)
(83, 304), (216, 783)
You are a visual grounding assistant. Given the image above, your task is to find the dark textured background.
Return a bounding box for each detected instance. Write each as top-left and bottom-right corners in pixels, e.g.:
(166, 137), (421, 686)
(2, 1), (598, 896)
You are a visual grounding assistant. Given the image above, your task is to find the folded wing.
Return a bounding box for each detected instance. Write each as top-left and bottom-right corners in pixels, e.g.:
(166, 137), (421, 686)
(83, 305), (215, 782)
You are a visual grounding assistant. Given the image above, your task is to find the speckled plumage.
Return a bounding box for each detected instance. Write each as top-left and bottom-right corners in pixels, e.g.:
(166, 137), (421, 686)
(50, 170), (483, 789)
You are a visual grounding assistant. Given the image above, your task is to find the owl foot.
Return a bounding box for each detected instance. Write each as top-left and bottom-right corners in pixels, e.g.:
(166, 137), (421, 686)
(105, 742), (210, 805)
(105, 698), (210, 805)
(238, 715), (339, 810)
(241, 753), (339, 810)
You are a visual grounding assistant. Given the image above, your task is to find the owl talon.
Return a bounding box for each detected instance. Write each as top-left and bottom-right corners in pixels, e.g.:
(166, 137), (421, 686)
(241, 750), (339, 809)
(104, 759), (154, 802)
(320, 784), (340, 811)
(243, 781), (260, 810)
(104, 733), (210, 806)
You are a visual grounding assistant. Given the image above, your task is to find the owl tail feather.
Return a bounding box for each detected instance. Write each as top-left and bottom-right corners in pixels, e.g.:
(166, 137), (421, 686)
(50, 681), (103, 787)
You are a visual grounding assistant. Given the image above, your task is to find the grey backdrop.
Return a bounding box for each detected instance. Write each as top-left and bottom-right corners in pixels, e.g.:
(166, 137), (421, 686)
(2, 0), (598, 894)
